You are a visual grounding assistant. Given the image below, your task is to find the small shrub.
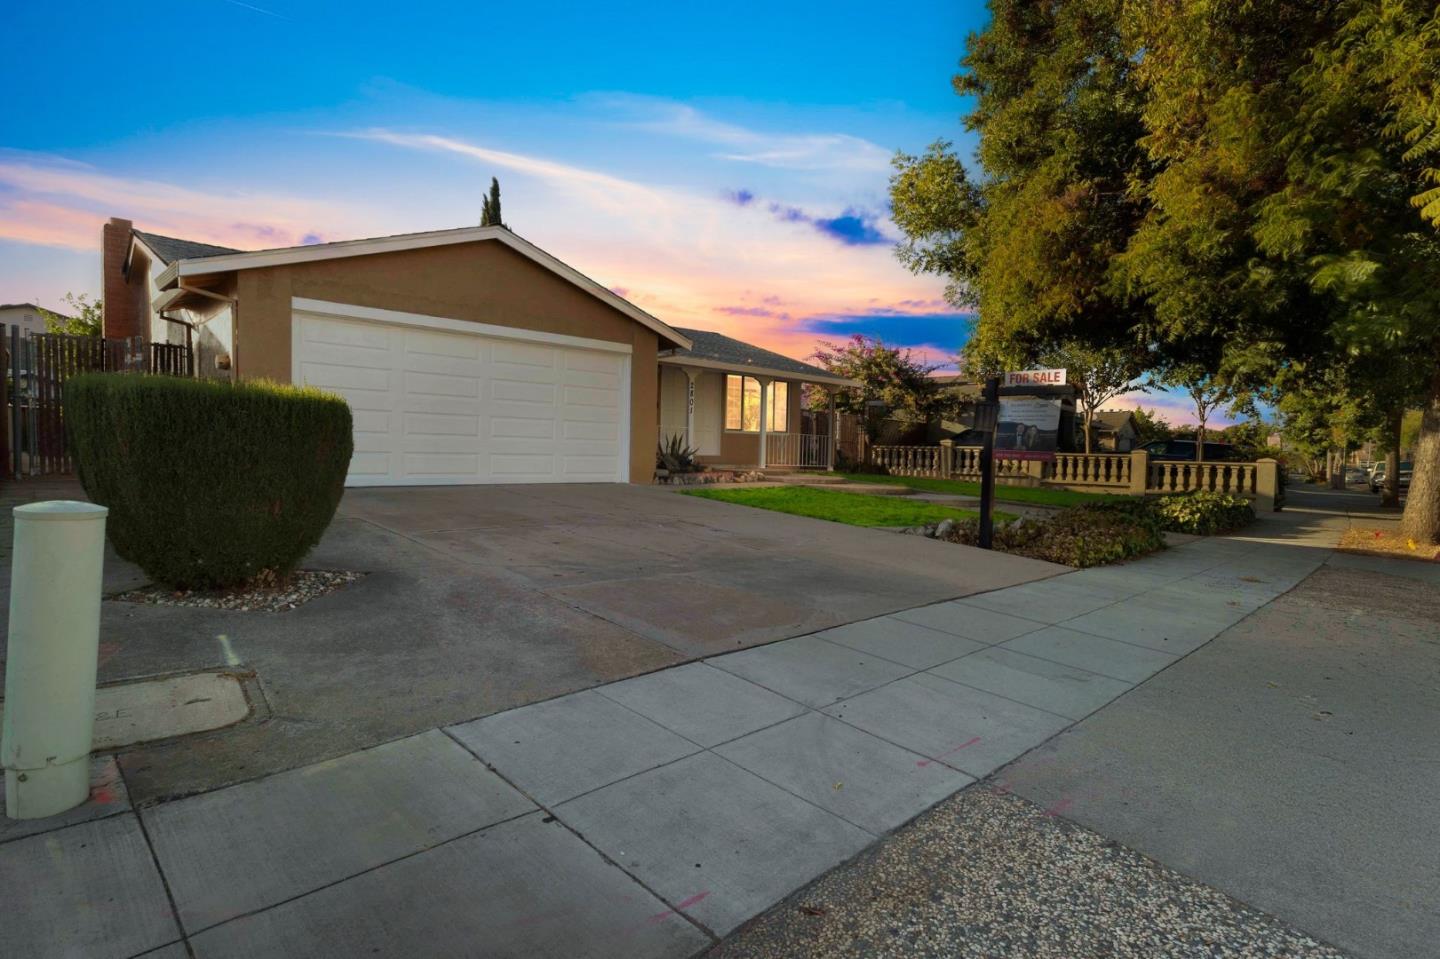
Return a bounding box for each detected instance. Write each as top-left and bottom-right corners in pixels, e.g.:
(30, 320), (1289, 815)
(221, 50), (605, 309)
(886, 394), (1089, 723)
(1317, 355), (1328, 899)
(1152, 491), (1255, 535)
(835, 448), (889, 475)
(656, 433), (701, 473)
(66, 374), (353, 589)
(936, 502), (1166, 568)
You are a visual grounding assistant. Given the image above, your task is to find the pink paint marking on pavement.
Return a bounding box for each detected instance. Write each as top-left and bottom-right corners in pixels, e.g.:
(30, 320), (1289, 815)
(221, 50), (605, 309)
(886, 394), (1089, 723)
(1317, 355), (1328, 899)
(1045, 797), (1075, 817)
(97, 642), (121, 667)
(647, 891), (711, 924)
(916, 736), (982, 767)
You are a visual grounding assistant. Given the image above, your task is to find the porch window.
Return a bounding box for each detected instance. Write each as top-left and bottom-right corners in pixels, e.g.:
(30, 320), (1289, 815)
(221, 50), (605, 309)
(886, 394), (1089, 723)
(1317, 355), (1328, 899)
(725, 375), (788, 432)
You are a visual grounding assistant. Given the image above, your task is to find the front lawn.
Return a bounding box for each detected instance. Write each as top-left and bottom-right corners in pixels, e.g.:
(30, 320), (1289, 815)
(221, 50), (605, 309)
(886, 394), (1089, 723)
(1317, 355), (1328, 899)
(682, 485), (1013, 528)
(831, 473), (1125, 508)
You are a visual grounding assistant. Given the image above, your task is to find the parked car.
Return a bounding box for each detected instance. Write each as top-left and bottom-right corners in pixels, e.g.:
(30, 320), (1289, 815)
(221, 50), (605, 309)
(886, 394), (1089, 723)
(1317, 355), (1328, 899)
(1344, 467), (1368, 485)
(1142, 439), (1245, 462)
(1370, 463), (1412, 493)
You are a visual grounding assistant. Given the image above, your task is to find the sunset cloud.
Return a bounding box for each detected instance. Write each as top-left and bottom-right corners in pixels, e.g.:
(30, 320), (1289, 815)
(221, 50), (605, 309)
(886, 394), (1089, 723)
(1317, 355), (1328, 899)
(0, 154), (361, 252)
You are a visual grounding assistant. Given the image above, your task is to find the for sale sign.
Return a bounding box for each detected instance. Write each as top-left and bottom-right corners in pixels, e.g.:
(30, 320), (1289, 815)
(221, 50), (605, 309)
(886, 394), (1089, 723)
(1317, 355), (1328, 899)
(1003, 368), (1067, 387)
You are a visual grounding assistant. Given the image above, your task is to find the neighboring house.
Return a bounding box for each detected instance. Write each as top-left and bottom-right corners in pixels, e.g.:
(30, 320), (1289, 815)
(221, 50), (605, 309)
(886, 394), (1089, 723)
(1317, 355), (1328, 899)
(100, 218), (854, 486)
(0, 302), (64, 337)
(1086, 409), (1140, 452)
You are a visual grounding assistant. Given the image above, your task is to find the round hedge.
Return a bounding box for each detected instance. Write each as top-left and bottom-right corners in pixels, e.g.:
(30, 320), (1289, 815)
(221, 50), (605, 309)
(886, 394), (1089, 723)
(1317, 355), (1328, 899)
(66, 374), (353, 589)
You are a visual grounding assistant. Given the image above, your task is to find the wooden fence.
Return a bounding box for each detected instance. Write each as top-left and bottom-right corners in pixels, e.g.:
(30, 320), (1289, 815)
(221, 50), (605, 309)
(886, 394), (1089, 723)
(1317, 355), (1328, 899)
(869, 443), (1284, 511)
(5, 327), (193, 479)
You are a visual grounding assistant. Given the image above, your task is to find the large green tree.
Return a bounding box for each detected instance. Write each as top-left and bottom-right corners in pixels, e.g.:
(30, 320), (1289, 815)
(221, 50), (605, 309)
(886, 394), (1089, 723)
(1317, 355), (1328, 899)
(893, 0), (1440, 541)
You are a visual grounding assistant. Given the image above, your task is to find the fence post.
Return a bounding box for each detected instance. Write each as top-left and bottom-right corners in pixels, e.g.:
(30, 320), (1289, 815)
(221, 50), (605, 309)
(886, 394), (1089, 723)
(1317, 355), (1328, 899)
(939, 439), (953, 479)
(1254, 458), (1279, 512)
(1128, 449), (1150, 496)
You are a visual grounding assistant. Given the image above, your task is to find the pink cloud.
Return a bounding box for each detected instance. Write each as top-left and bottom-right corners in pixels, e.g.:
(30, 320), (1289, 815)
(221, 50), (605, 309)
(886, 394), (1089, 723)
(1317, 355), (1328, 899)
(0, 158), (363, 253)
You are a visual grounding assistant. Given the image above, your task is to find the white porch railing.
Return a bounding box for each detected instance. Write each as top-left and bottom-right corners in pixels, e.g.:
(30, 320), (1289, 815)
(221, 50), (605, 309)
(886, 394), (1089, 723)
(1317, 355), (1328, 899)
(766, 432), (829, 468)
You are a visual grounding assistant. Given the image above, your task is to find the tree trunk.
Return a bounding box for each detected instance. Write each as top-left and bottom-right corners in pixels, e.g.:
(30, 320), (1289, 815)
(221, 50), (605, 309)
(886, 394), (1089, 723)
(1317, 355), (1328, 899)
(1382, 408), (1402, 508)
(1328, 448), (1344, 490)
(1400, 365), (1440, 544)
(1083, 408), (1093, 454)
(1195, 419), (1206, 462)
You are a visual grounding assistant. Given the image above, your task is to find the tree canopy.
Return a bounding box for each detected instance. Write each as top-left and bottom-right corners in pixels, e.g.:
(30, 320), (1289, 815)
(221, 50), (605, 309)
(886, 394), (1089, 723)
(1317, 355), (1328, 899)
(40, 293), (102, 337)
(891, 0), (1440, 541)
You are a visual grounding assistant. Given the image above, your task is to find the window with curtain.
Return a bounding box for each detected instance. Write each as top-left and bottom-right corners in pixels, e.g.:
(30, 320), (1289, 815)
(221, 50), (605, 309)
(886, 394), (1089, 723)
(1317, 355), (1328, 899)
(725, 376), (788, 432)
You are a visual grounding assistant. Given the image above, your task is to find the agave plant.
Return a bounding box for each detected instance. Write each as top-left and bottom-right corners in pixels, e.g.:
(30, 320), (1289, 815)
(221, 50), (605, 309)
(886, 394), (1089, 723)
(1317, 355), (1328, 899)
(657, 433), (701, 473)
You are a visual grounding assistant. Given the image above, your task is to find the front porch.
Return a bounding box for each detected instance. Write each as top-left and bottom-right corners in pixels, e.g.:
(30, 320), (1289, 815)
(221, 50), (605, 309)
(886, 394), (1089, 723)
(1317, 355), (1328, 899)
(655, 328), (857, 472)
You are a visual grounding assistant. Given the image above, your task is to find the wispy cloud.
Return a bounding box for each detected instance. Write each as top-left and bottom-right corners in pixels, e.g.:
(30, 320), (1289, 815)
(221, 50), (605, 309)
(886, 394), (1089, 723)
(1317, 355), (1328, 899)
(595, 95), (893, 172)
(0, 154), (358, 251)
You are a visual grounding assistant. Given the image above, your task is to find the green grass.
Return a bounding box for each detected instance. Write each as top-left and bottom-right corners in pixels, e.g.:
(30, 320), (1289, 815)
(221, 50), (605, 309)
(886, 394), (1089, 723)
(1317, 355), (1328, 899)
(830, 472), (1125, 508)
(681, 485), (1014, 528)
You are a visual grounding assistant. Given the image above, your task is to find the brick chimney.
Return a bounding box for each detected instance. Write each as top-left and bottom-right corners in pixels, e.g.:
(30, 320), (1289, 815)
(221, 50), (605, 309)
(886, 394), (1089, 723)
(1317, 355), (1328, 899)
(102, 217), (144, 340)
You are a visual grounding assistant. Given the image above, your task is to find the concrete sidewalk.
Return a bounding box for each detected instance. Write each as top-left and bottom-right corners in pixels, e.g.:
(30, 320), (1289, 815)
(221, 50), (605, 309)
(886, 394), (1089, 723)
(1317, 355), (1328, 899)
(2, 516), (1342, 959)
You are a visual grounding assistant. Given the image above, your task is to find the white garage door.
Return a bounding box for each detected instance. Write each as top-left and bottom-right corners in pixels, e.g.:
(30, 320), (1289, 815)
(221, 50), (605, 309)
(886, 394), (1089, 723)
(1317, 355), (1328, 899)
(292, 304), (630, 486)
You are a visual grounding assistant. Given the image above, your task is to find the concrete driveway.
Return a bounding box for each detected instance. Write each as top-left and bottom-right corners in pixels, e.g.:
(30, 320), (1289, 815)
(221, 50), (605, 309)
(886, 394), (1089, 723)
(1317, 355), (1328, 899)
(0, 482), (1059, 803)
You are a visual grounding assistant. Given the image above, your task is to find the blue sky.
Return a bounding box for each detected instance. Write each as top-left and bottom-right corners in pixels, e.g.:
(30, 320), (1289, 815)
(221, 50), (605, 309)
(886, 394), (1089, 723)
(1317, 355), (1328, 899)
(2, 0), (1211, 422)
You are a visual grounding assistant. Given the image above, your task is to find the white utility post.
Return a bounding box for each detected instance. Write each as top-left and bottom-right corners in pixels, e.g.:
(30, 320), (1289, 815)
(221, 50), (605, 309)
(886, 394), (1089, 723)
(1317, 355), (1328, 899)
(757, 376), (770, 469)
(2, 501), (108, 819)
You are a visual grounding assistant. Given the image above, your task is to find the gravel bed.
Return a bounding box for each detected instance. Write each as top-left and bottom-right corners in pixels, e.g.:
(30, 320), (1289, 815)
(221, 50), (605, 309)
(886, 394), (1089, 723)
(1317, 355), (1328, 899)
(709, 786), (1349, 959)
(113, 570), (364, 612)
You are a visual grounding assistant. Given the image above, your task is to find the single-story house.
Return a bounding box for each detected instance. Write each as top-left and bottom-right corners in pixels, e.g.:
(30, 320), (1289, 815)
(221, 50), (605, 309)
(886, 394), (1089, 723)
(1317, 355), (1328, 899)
(1085, 409), (1140, 452)
(101, 218), (853, 486)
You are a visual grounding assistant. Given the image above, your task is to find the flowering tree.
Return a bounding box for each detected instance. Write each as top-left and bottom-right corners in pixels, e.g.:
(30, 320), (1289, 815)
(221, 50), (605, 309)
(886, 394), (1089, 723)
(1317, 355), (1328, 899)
(809, 334), (957, 441)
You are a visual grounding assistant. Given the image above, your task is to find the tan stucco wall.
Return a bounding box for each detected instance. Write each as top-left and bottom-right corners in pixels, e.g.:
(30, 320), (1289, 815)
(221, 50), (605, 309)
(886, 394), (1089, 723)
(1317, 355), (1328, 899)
(228, 240), (662, 483)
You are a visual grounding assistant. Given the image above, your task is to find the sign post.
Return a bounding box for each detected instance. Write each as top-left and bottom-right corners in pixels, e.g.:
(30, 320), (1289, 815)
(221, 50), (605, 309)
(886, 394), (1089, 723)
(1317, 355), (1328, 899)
(977, 376), (1000, 550)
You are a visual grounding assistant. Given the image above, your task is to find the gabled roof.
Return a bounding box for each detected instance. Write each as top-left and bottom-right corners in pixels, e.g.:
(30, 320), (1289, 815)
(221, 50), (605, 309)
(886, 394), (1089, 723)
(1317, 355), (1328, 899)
(149, 225), (690, 349)
(133, 231), (242, 265)
(661, 327), (856, 387)
(1092, 409), (1138, 431)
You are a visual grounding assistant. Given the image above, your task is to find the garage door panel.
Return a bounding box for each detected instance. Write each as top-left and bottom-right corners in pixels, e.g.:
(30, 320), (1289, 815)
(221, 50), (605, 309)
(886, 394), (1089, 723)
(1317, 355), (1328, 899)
(402, 411), (481, 437)
(405, 370), (483, 399)
(491, 416), (558, 439)
(492, 340), (561, 367)
(304, 320), (393, 350)
(404, 328), (482, 359)
(300, 360), (393, 393)
(295, 312), (625, 486)
(563, 420), (619, 441)
(348, 451), (394, 477)
(563, 385), (620, 408)
(402, 452), (483, 476)
(490, 380), (556, 406)
(351, 410), (393, 433)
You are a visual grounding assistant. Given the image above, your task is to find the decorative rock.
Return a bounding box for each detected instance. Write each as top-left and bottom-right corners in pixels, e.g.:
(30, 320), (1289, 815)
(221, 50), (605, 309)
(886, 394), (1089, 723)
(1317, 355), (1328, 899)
(935, 518), (957, 539)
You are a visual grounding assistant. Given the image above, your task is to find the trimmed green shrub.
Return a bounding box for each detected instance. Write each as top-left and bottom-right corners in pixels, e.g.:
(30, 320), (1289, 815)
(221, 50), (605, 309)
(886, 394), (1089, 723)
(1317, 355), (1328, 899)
(66, 374), (353, 589)
(1152, 491), (1256, 535)
(936, 501), (1166, 568)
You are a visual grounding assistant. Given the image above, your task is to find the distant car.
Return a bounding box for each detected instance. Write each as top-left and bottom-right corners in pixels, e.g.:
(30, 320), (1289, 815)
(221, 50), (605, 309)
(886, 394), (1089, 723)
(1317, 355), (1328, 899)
(1142, 439), (1245, 462)
(1371, 462), (1412, 494)
(1344, 467), (1367, 485)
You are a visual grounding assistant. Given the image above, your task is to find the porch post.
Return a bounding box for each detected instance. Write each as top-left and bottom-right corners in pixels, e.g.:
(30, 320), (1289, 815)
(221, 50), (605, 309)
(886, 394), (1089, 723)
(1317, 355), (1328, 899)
(827, 388), (837, 471)
(757, 376), (770, 469)
(683, 367), (697, 448)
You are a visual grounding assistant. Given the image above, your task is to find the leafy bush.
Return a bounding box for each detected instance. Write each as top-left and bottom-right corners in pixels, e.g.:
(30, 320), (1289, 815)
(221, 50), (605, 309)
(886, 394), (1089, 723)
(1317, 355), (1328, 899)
(1152, 491), (1255, 535)
(935, 501), (1166, 567)
(66, 374), (353, 589)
